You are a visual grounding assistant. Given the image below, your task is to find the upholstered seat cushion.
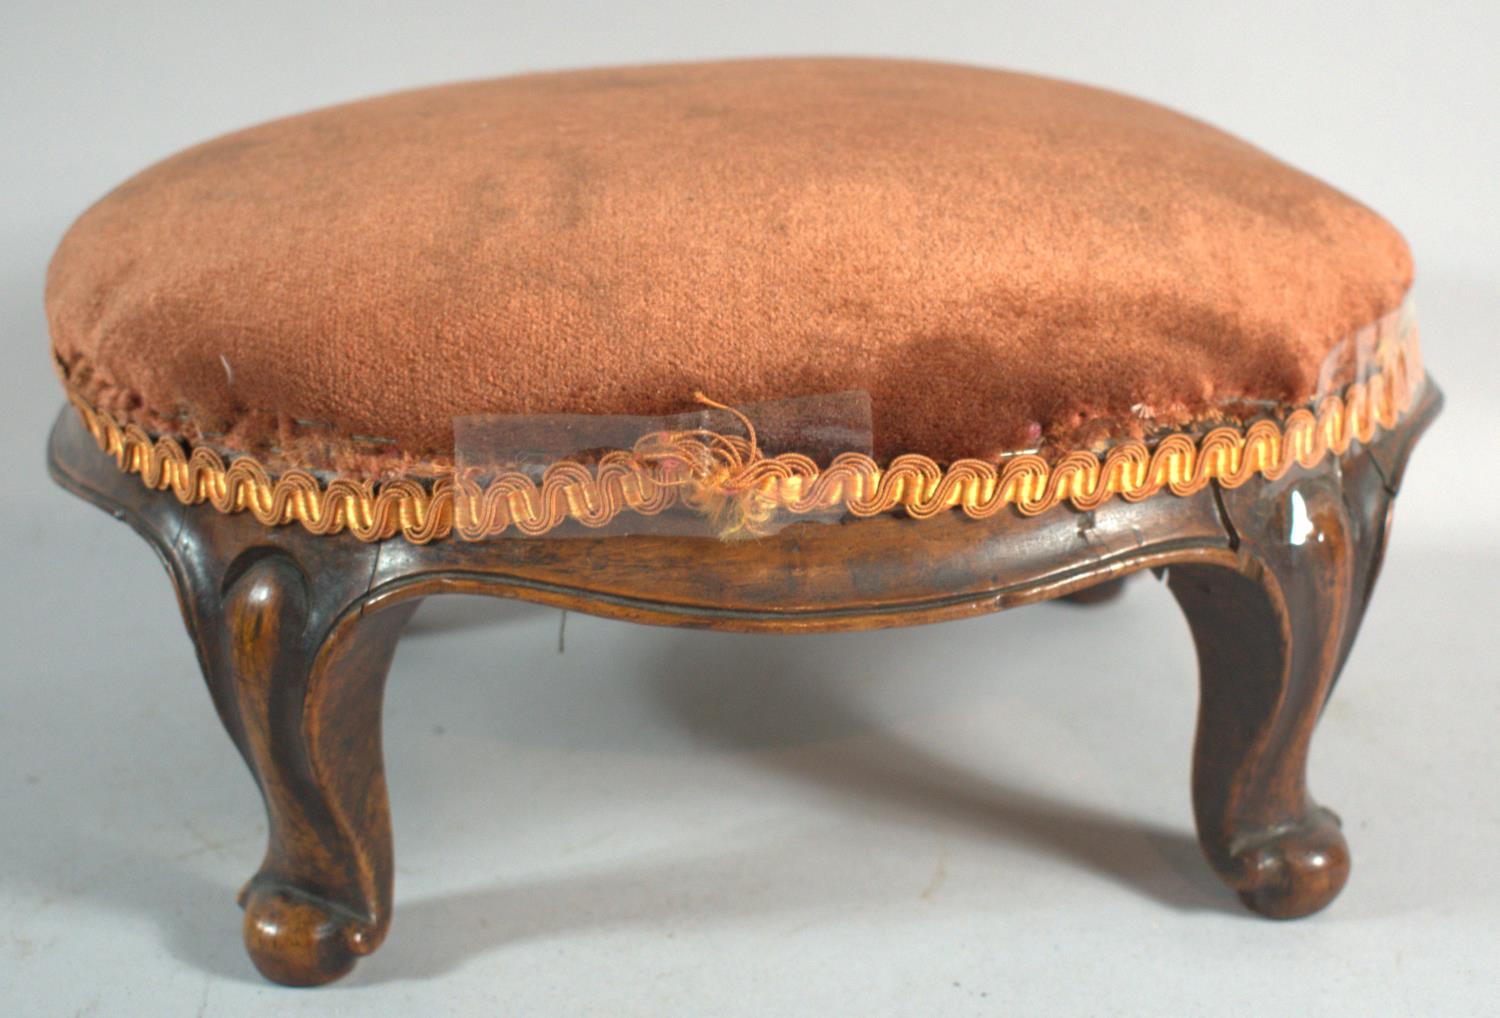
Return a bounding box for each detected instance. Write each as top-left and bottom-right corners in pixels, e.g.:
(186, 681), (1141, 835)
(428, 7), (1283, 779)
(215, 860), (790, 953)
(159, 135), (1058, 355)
(47, 57), (1411, 476)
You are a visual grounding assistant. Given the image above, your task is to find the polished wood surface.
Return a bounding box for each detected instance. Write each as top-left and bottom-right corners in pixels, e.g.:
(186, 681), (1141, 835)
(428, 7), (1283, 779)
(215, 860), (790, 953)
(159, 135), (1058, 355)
(47, 382), (1441, 985)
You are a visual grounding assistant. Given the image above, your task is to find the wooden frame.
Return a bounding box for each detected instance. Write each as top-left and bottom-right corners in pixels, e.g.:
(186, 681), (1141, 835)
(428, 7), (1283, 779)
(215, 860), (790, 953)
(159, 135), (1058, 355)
(47, 382), (1440, 986)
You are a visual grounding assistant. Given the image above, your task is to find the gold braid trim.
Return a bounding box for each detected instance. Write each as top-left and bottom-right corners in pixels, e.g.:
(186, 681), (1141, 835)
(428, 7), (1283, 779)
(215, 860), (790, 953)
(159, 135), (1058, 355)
(63, 322), (1423, 544)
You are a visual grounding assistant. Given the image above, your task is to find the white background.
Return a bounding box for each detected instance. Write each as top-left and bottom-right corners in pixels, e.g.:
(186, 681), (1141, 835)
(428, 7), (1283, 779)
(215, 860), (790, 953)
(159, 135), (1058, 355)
(2, 2), (1497, 1014)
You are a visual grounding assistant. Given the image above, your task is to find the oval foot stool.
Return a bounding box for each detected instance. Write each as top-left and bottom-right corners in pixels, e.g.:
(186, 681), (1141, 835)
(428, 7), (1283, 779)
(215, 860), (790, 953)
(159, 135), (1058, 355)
(45, 58), (1439, 986)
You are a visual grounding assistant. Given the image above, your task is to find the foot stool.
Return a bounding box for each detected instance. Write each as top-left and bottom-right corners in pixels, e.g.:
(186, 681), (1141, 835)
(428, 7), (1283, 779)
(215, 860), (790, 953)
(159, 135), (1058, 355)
(45, 58), (1439, 986)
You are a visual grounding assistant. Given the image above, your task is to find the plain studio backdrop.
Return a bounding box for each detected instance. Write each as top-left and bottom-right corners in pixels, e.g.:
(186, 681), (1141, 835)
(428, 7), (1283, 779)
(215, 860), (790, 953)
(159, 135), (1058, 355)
(2, 3), (1496, 1015)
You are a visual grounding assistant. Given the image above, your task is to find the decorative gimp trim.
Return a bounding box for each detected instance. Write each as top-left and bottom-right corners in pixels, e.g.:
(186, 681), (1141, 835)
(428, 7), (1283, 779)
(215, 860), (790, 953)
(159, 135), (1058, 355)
(60, 315), (1424, 545)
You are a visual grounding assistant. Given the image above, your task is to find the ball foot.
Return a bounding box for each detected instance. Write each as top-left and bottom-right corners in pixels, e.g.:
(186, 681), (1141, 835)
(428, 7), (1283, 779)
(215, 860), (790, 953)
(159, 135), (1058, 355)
(1230, 807), (1350, 919)
(240, 882), (378, 986)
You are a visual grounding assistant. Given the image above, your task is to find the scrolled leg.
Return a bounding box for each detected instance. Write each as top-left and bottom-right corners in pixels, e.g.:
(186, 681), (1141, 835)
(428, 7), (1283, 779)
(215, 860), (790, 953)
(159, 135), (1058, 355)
(1168, 464), (1392, 919)
(185, 538), (418, 985)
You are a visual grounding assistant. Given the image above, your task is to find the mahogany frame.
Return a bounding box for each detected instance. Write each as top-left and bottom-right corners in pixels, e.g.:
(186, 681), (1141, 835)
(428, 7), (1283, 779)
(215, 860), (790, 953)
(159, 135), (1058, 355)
(47, 382), (1440, 986)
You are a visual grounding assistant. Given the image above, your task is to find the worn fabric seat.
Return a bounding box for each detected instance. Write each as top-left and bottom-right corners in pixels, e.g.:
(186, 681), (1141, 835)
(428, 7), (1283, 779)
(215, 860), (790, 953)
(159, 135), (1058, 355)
(47, 57), (1418, 541)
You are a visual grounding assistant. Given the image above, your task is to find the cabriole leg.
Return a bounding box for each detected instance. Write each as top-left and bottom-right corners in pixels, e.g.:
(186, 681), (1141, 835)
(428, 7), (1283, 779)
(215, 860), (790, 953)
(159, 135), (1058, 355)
(1168, 457), (1396, 918)
(184, 540), (418, 985)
